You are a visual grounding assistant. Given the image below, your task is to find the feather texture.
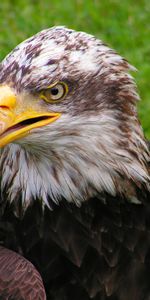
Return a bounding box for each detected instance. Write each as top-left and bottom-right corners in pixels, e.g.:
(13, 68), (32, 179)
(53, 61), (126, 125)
(0, 246), (46, 299)
(0, 190), (150, 300)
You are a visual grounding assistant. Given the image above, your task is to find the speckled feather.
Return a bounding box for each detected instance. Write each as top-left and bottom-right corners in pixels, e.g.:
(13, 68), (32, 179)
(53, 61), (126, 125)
(0, 27), (150, 300)
(0, 27), (149, 210)
(0, 246), (46, 299)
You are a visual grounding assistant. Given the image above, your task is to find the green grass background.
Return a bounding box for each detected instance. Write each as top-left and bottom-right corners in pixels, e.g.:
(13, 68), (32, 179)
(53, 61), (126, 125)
(0, 0), (149, 137)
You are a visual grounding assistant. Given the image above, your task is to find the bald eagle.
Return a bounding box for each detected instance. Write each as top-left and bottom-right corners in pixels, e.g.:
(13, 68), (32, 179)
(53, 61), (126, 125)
(0, 27), (149, 300)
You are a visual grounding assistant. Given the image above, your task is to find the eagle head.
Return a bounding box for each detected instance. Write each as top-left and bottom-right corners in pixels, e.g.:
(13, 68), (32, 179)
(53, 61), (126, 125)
(0, 26), (149, 211)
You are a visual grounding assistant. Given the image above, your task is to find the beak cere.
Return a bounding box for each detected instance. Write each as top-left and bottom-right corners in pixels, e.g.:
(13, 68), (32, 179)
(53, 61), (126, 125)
(0, 85), (61, 148)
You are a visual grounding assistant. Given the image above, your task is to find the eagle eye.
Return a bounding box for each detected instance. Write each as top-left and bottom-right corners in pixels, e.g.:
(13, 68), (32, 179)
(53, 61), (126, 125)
(40, 82), (68, 103)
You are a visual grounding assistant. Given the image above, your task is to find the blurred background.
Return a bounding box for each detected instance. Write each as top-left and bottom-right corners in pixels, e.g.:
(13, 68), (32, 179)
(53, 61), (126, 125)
(0, 0), (149, 137)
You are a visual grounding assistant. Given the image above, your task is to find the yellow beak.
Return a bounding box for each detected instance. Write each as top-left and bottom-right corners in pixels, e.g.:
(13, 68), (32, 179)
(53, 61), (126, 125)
(0, 85), (61, 148)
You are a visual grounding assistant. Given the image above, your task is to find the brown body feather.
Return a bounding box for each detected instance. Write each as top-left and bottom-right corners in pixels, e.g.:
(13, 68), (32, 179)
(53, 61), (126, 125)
(0, 189), (150, 300)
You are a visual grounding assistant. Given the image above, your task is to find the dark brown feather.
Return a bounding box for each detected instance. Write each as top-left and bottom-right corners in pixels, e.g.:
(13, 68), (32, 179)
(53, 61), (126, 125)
(0, 189), (150, 300)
